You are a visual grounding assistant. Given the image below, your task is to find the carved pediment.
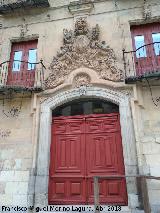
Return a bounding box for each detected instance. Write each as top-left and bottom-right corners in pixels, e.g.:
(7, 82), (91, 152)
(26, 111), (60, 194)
(45, 18), (124, 89)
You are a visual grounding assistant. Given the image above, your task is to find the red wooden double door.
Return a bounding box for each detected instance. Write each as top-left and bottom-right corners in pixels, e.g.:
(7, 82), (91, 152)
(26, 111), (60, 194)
(49, 113), (128, 205)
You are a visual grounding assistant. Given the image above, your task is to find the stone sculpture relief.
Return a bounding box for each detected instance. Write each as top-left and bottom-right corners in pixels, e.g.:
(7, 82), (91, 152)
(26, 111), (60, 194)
(45, 17), (123, 89)
(143, 0), (151, 19)
(20, 23), (28, 37)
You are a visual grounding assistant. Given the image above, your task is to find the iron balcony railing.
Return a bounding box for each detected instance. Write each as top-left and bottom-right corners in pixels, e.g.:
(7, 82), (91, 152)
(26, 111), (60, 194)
(0, 59), (45, 90)
(0, 0), (50, 14)
(123, 42), (160, 83)
(94, 175), (160, 213)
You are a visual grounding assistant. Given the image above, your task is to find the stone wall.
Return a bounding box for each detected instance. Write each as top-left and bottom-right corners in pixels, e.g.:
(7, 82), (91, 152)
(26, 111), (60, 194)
(0, 96), (33, 206)
(141, 86), (160, 210)
(0, 0), (160, 211)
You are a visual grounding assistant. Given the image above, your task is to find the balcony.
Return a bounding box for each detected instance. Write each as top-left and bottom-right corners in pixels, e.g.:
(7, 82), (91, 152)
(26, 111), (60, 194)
(123, 42), (160, 84)
(0, 0), (50, 15)
(0, 60), (45, 93)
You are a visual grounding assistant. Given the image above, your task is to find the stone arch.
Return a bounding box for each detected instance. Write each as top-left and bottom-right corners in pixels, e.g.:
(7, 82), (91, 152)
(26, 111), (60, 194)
(34, 86), (138, 208)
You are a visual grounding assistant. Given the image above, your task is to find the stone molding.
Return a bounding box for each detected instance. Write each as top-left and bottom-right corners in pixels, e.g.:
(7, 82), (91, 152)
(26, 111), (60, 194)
(68, 1), (94, 15)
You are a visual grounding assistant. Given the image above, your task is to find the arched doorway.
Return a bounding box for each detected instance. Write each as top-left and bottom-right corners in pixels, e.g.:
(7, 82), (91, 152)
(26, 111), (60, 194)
(48, 99), (128, 205)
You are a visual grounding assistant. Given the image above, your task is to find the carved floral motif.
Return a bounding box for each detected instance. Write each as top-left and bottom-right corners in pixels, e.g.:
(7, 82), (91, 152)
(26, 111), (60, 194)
(45, 18), (123, 89)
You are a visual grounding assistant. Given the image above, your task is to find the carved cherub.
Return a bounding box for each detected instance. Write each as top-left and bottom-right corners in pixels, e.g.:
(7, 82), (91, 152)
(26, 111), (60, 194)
(91, 24), (100, 41)
(63, 29), (73, 44)
(74, 17), (89, 36)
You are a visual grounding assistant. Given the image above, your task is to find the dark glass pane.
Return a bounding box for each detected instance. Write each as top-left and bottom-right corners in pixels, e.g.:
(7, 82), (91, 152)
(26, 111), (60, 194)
(83, 102), (92, 115)
(103, 102), (119, 114)
(62, 106), (71, 116)
(12, 51), (22, 72)
(71, 103), (83, 116)
(152, 33), (160, 56)
(28, 49), (37, 70)
(52, 99), (119, 117)
(92, 101), (103, 114)
(134, 35), (147, 58)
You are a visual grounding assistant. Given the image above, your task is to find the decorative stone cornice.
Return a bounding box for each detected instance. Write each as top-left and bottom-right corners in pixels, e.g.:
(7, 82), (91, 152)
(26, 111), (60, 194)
(68, 1), (94, 15)
(45, 18), (124, 89)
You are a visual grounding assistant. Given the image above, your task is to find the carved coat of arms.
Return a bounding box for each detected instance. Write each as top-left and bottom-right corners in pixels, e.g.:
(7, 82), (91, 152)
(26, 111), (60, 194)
(45, 17), (123, 89)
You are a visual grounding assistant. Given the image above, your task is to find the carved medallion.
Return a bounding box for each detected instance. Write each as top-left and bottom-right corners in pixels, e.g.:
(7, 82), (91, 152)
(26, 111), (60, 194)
(45, 18), (124, 89)
(73, 73), (91, 88)
(74, 35), (90, 53)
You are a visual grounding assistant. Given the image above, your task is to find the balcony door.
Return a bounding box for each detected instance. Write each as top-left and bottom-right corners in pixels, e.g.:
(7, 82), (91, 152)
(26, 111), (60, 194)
(131, 23), (160, 76)
(7, 40), (38, 87)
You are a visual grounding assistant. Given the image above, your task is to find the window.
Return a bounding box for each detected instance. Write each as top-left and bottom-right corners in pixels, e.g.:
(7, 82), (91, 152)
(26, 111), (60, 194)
(152, 33), (160, 56)
(28, 49), (37, 70)
(134, 35), (147, 58)
(131, 23), (160, 57)
(52, 99), (119, 117)
(10, 40), (38, 73)
(12, 51), (22, 71)
(130, 23), (160, 75)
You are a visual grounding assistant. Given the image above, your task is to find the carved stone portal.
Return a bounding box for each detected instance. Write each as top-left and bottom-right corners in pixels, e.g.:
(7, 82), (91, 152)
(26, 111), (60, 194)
(45, 18), (124, 89)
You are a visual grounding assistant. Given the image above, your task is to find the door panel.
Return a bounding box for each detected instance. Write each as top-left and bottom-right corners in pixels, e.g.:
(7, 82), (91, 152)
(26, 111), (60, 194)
(49, 118), (86, 204)
(86, 115), (127, 204)
(49, 177), (86, 204)
(52, 135), (84, 174)
(86, 134), (124, 175)
(49, 113), (128, 205)
(85, 114), (119, 134)
(87, 179), (128, 204)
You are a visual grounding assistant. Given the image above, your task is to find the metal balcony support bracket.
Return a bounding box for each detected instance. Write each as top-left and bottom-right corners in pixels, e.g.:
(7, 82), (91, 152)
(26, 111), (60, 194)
(122, 48), (127, 79)
(94, 177), (100, 213)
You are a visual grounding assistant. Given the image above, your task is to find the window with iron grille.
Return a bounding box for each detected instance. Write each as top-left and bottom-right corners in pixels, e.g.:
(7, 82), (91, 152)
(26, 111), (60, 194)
(131, 23), (160, 75)
(7, 40), (38, 87)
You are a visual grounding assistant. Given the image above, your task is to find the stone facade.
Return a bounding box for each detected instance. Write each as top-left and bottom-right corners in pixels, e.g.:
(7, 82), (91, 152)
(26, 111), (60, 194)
(0, 0), (160, 212)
